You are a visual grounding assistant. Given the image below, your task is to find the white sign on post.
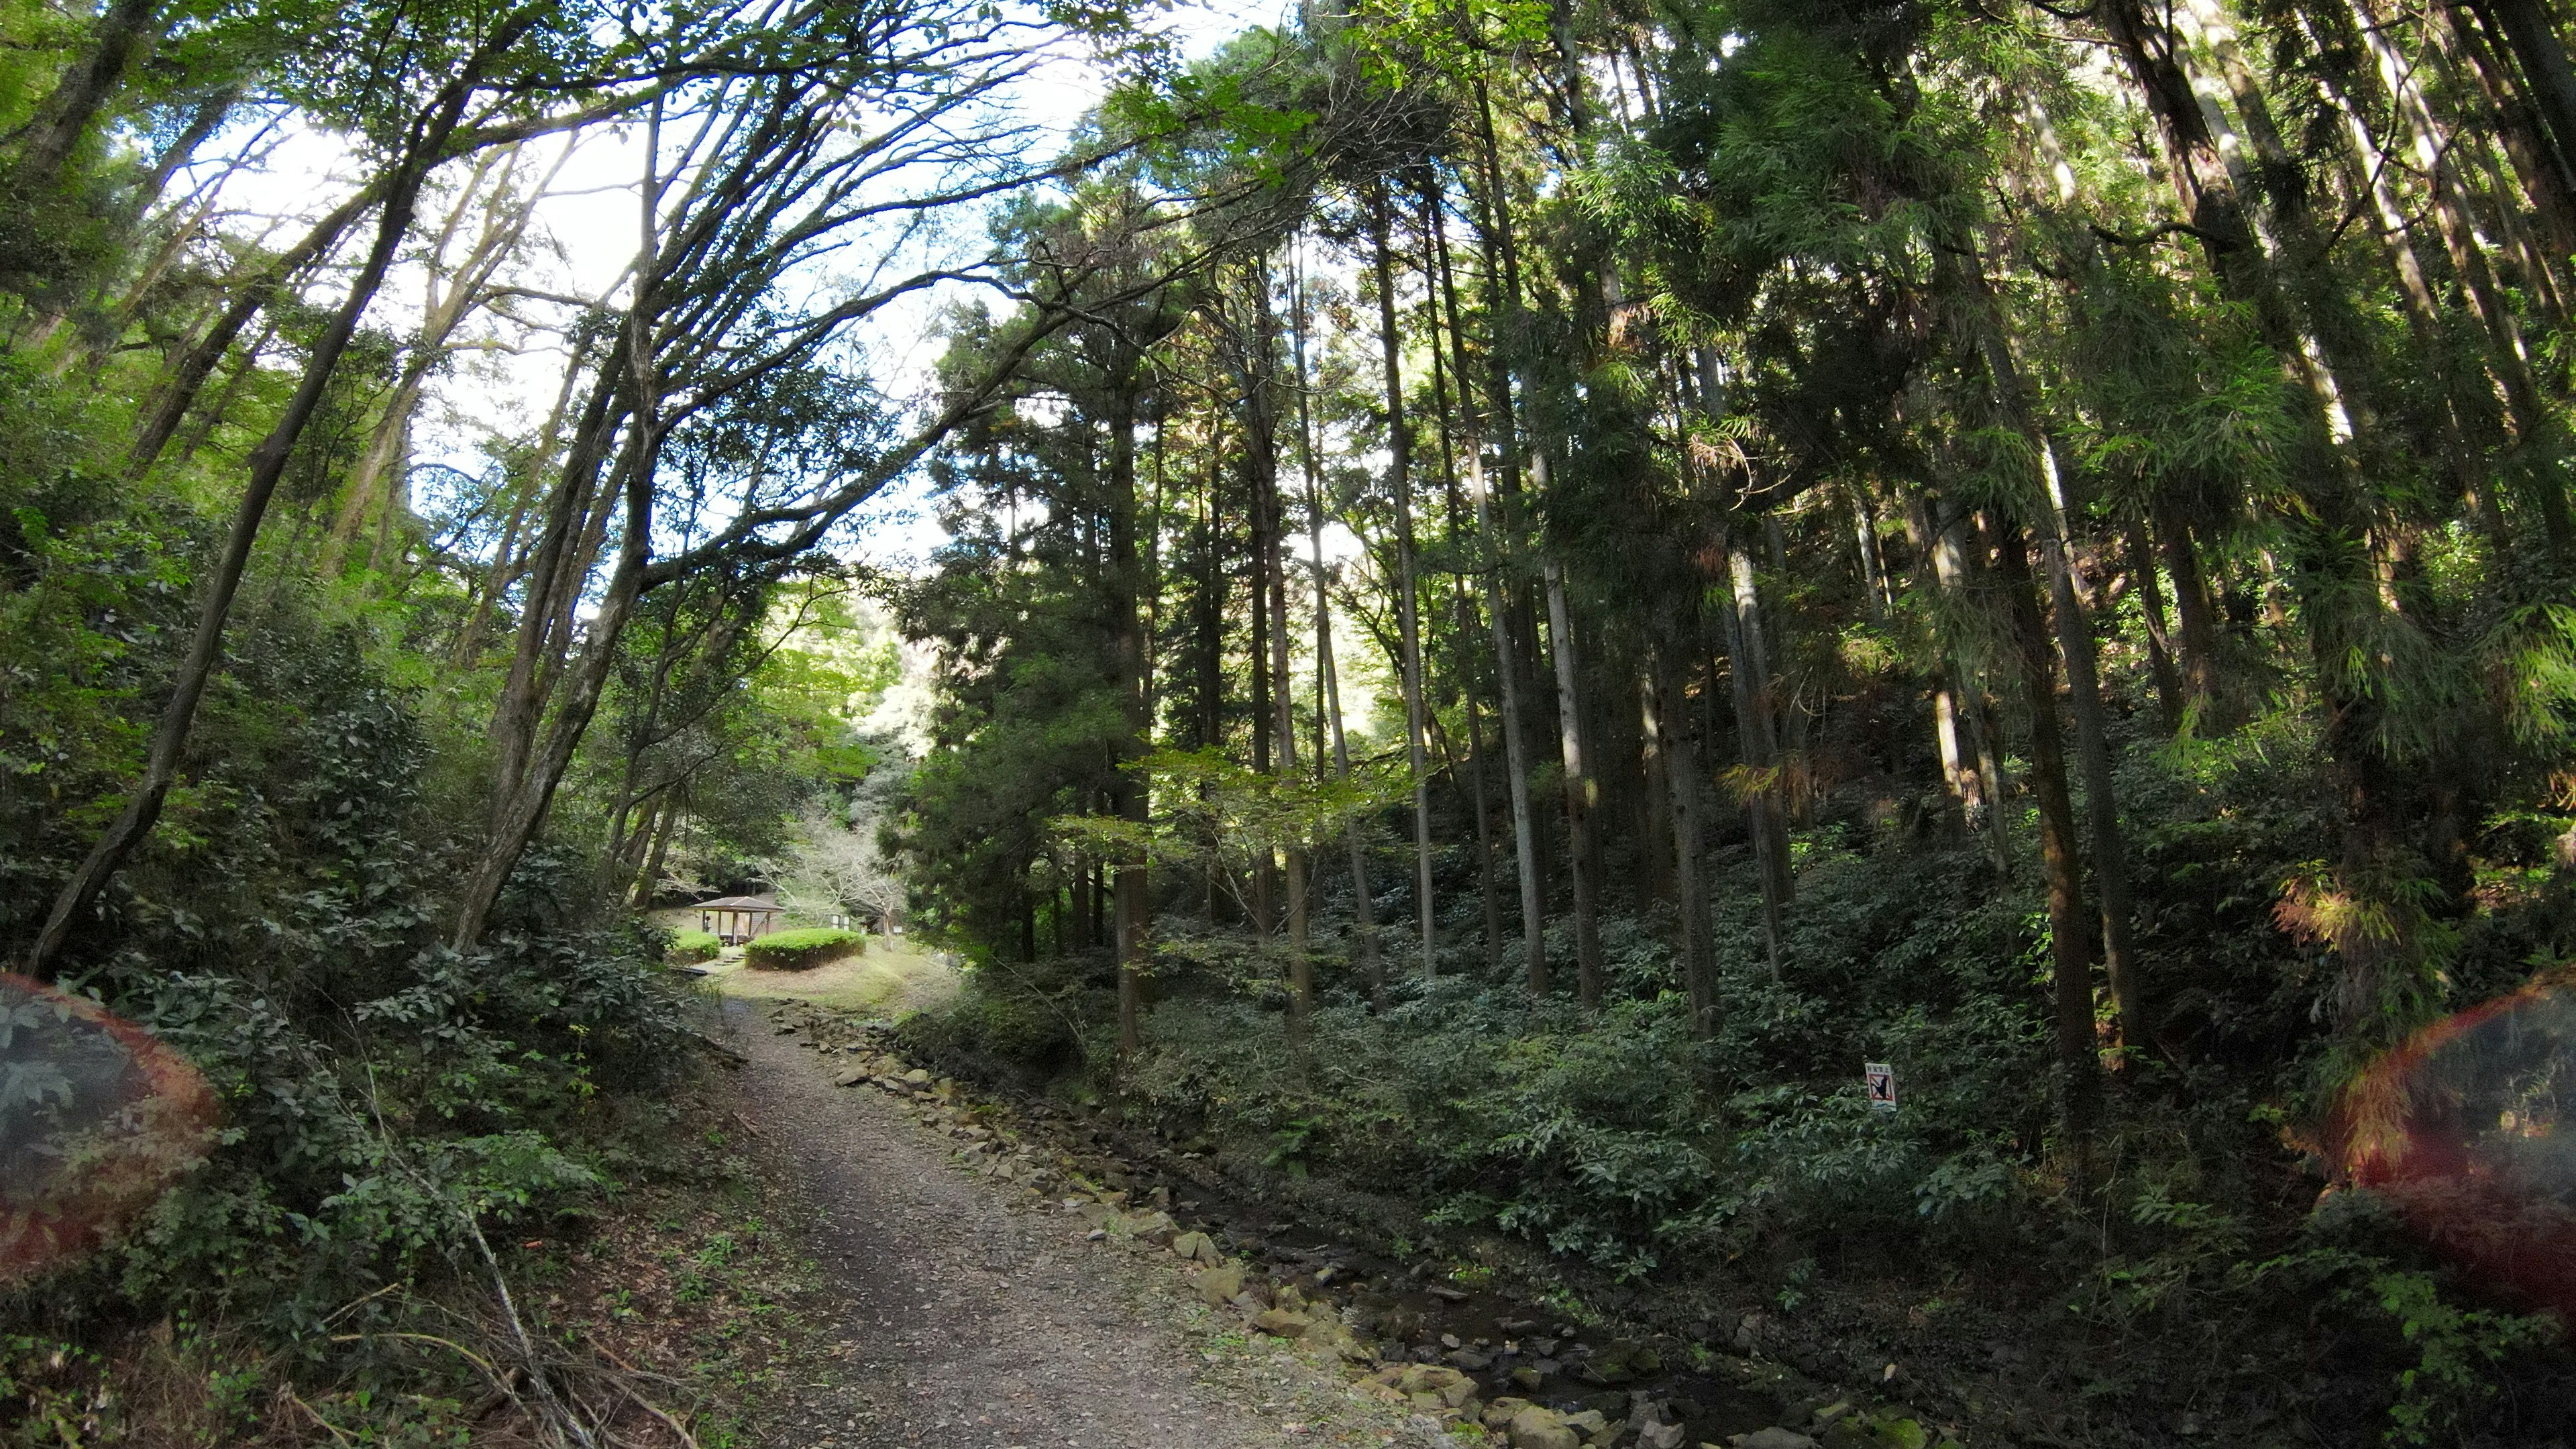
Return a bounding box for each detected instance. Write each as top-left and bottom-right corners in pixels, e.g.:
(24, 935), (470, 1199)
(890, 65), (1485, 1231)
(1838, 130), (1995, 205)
(1864, 1062), (1897, 1112)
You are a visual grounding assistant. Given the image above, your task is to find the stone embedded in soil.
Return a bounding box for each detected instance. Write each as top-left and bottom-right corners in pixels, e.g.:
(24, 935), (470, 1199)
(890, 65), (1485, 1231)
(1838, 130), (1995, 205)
(1633, 1421), (1685, 1449)
(1252, 1307), (1315, 1337)
(1731, 1430), (1820, 1449)
(1169, 1230), (1214, 1263)
(1395, 1364), (1478, 1410)
(1507, 1402), (1581, 1449)
(1195, 1261), (1247, 1305)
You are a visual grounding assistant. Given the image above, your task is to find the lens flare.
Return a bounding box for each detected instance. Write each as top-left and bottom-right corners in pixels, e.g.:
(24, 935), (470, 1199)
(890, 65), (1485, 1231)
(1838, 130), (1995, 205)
(2327, 969), (2576, 1321)
(1, 973), (218, 1283)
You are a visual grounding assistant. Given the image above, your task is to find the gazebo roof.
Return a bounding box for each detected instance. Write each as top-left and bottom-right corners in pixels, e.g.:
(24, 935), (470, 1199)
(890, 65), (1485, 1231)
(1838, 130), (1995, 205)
(696, 896), (780, 912)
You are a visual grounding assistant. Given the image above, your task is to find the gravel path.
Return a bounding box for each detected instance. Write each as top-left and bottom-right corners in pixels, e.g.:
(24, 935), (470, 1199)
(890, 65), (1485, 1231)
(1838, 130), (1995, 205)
(720, 1001), (1419, 1449)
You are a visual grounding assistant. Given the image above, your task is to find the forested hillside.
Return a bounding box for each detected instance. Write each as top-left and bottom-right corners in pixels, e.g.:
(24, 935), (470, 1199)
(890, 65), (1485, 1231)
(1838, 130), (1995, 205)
(7, 0), (2576, 1441)
(0, 0), (1114, 1437)
(886, 0), (2576, 1442)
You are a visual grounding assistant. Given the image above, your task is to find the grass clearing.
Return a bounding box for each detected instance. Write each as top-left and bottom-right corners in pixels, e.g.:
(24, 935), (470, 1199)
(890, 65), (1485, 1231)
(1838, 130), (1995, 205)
(692, 936), (961, 1015)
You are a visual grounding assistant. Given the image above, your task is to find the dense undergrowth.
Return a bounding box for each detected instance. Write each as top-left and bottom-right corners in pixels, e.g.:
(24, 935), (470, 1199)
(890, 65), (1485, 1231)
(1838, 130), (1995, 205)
(0, 338), (745, 1443)
(900, 696), (2576, 1446)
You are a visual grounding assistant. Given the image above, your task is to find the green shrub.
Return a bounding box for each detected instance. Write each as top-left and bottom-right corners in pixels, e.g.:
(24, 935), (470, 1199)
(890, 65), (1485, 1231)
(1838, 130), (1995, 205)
(667, 929), (721, 964)
(743, 926), (865, 971)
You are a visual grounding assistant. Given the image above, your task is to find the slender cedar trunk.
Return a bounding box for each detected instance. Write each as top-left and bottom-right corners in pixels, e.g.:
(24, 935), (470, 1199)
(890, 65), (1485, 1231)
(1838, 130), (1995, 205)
(1542, 551), (1604, 1006)
(1909, 492), (2004, 865)
(2294, 4), (2511, 529)
(1318, 543), (1382, 1003)
(1924, 509), (2016, 872)
(129, 184), (382, 472)
(1070, 867), (1093, 955)
(2127, 516), (2186, 735)
(1470, 83), (1555, 906)
(1480, 482), (1548, 996)
(1849, 484), (1889, 622)
(1646, 649), (1717, 1035)
(1993, 517), (2102, 1144)
(1638, 665), (1674, 906)
(1296, 264), (1382, 1002)
(2439, 0), (2576, 285)
(2151, 496), (2223, 718)
(22, 50), (518, 976)
(1422, 178), (1505, 971)
(2099, 0), (2365, 451)
(1960, 248), (2147, 1054)
(1246, 356), (1276, 938)
(1448, 143), (1548, 988)
(1719, 529), (1789, 978)
(13, 0), (158, 190)
(1369, 189), (1437, 969)
(1249, 262), (1308, 1021)
(1195, 431), (1228, 924)
(1108, 380), (1150, 1055)
(2355, 1), (2574, 551)
(2474, 0), (2576, 186)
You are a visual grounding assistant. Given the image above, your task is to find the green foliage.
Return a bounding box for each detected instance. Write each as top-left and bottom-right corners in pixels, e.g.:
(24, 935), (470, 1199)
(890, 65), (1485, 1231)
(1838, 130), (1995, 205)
(667, 928), (723, 964)
(741, 926), (866, 971)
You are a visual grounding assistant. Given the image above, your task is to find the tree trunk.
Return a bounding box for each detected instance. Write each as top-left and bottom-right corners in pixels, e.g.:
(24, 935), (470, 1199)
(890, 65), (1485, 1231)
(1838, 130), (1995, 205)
(2475, 0), (2576, 189)
(1961, 246), (2147, 1055)
(1646, 649), (1717, 1034)
(1370, 189), (1437, 969)
(24, 52), (511, 977)
(2127, 516), (2186, 735)
(128, 183), (382, 472)
(13, 0), (159, 191)
(1421, 177), (1505, 973)
(1248, 258), (1308, 1022)
(1543, 551), (1605, 1006)
(1719, 532), (1789, 978)
(1994, 518), (2102, 1145)
(1298, 266), (1382, 1004)
(1109, 380), (1150, 1055)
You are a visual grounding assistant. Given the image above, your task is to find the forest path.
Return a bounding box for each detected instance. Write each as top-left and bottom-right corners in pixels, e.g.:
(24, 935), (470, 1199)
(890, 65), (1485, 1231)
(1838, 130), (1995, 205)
(716, 1000), (1424, 1449)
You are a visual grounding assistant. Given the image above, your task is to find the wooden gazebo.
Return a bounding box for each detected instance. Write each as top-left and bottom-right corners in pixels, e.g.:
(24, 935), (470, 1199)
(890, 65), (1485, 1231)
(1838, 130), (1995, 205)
(698, 896), (782, 946)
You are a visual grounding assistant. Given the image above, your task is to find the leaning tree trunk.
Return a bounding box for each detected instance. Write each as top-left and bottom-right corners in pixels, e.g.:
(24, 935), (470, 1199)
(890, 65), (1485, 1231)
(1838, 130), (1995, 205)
(13, 0), (160, 192)
(23, 38), (526, 977)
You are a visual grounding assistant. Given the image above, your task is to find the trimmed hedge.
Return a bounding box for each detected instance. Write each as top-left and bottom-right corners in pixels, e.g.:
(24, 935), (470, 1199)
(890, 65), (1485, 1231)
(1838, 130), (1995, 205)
(743, 927), (866, 971)
(666, 929), (721, 965)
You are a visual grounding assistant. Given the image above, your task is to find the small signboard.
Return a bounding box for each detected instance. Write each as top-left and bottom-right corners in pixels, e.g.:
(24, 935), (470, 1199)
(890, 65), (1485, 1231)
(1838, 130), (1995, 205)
(1864, 1062), (1897, 1112)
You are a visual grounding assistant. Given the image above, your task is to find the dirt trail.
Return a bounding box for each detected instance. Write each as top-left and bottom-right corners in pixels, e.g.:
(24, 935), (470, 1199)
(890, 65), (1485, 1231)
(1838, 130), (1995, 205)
(718, 1000), (1421, 1449)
